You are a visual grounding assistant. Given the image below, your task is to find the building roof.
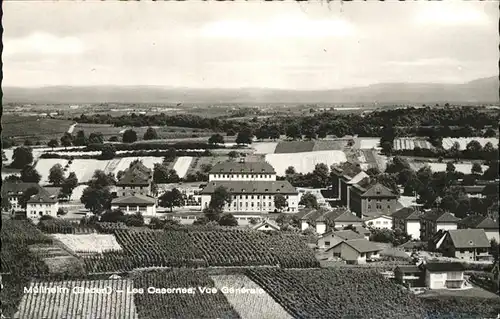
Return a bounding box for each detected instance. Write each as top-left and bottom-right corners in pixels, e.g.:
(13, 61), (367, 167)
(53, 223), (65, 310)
(352, 226), (371, 235)
(200, 180), (297, 195)
(130, 161), (152, 175)
(363, 214), (393, 221)
(361, 183), (398, 198)
(458, 215), (498, 230)
(425, 262), (465, 272)
(332, 161), (363, 179)
(446, 229), (491, 249)
(2, 182), (43, 195)
(117, 170), (151, 186)
(331, 230), (365, 241)
(111, 194), (156, 205)
(347, 172), (370, 185)
(398, 241), (427, 250)
(210, 161), (275, 174)
(328, 239), (382, 253)
(392, 207), (422, 221)
(27, 192), (58, 204)
(43, 187), (62, 198)
(421, 210), (461, 223)
(395, 265), (422, 273)
(252, 220), (280, 231)
(299, 207), (362, 224)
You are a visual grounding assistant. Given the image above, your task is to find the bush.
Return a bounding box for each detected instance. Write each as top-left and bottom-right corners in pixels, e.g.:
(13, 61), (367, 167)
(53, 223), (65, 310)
(57, 208), (67, 216)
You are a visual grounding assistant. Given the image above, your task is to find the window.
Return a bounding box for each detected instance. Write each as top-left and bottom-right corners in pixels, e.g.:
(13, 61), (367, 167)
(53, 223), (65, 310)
(368, 205), (371, 209)
(376, 221), (380, 224)
(245, 195), (248, 199)
(245, 202), (248, 207)
(325, 241), (331, 246)
(234, 202), (237, 207)
(251, 195), (254, 199)
(251, 203), (254, 207)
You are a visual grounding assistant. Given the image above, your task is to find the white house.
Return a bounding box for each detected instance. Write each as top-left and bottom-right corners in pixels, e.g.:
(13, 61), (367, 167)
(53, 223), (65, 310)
(326, 239), (382, 264)
(392, 207), (422, 240)
(424, 262), (466, 289)
(26, 193), (59, 222)
(111, 194), (157, 217)
(364, 214), (393, 229)
(200, 160), (299, 213)
(2, 182), (44, 212)
(317, 230), (365, 249)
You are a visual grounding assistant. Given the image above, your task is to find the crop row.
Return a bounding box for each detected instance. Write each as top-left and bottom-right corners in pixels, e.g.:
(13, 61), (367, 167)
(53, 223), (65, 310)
(1, 220), (52, 245)
(133, 270), (241, 319)
(81, 229), (318, 273)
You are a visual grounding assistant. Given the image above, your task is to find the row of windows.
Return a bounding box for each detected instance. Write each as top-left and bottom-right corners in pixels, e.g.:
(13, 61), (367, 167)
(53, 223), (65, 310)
(367, 204), (391, 210)
(228, 202), (274, 208)
(233, 195), (286, 200)
(28, 204), (53, 208)
(212, 174), (273, 179)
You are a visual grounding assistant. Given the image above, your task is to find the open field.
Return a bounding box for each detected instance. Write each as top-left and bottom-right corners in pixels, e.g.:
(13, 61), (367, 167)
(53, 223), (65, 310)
(359, 138), (380, 149)
(394, 138), (433, 150)
(211, 274), (292, 319)
(252, 142), (278, 154)
(274, 141), (315, 153)
(172, 156), (193, 178)
(2, 115), (74, 142)
(265, 150), (347, 175)
(312, 139), (348, 151)
(186, 156), (230, 175)
(35, 159), (70, 184)
(52, 234), (123, 254)
(442, 137), (498, 150)
(15, 279), (138, 319)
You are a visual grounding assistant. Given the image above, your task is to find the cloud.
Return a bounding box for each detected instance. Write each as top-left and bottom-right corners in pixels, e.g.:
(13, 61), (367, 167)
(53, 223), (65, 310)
(3, 32), (85, 57)
(201, 15), (355, 38)
(414, 3), (490, 26)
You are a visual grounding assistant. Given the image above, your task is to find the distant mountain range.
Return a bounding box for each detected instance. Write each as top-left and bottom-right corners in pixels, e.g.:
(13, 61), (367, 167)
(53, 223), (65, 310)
(3, 76), (498, 105)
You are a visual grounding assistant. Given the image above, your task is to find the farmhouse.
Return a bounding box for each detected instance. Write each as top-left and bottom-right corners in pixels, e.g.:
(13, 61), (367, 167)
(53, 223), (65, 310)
(424, 262), (466, 290)
(116, 161), (153, 197)
(458, 215), (499, 242)
(420, 210), (461, 241)
(200, 160), (299, 213)
(298, 207), (363, 234)
(2, 182), (45, 212)
(363, 214), (393, 230)
(325, 239), (382, 264)
(26, 192), (59, 222)
(392, 207), (422, 239)
(317, 230), (365, 249)
(111, 194), (157, 217)
(438, 229), (492, 262)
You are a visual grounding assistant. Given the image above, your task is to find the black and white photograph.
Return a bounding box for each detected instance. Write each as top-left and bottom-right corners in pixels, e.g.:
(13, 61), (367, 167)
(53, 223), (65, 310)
(1, 1), (499, 318)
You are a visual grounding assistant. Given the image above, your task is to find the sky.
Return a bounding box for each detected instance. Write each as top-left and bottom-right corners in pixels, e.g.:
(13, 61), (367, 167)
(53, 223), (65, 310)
(3, 1), (498, 90)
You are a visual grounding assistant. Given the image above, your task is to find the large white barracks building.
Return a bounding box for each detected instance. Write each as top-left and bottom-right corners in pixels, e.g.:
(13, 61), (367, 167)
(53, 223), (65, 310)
(200, 159), (299, 213)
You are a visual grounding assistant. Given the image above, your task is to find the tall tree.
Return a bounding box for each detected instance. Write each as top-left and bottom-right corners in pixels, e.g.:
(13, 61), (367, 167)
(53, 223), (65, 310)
(312, 163), (330, 188)
(159, 188), (184, 212)
(60, 132), (73, 148)
(122, 129), (138, 143)
(48, 164), (65, 186)
(74, 130), (88, 146)
(299, 192), (318, 209)
(466, 140), (482, 154)
(446, 162), (456, 173)
(20, 165), (41, 183)
(80, 186), (112, 214)
(100, 144), (116, 160)
(209, 186), (232, 210)
(235, 129), (253, 145)
(285, 166), (296, 175)
(208, 134), (224, 145)
(143, 127), (159, 140)
(48, 139), (59, 149)
(274, 194), (287, 212)
(88, 132), (104, 144)
(11, 147), (34, 169)
(385, 156), (411, 174)
(59, 172), (79, 200)
(471, 163), (483, 175)
(286, 124), (302, 140)
(88, 170), (115, 188)
(19, 187), (40, 209)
